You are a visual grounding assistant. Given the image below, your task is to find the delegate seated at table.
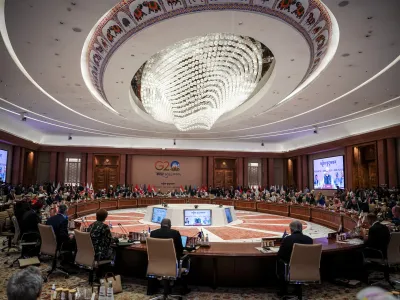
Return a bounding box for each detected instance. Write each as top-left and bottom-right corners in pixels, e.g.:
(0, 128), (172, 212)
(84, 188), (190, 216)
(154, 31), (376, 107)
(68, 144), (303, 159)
(363, 213), (390, 258)
(277, 220), (313, 295)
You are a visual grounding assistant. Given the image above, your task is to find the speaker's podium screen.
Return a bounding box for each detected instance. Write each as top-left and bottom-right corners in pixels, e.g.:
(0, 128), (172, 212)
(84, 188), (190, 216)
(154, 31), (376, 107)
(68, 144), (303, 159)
(184, 210), (212, 226)
(152, 208), (167, 223)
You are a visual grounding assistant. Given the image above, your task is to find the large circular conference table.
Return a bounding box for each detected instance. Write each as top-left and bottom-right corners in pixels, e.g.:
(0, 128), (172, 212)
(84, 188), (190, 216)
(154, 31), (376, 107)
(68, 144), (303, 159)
(69, 198), (363, 288)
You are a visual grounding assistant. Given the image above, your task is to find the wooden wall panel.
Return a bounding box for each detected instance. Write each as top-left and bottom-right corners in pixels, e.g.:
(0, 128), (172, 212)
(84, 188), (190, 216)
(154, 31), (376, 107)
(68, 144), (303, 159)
(387, 138), (398, 187)
(119, 154), (126, 185)
(296, 156), (302, 189)
(127, 155), (133, 185)
(261, 158), (268, 188)
(202, 156), (207, 187)
(49, 152), (57, 184)
(345, 146), (353, 189)
(377, 139), (388, 186)
(87, 153), (93, 186)
(80, 153), (87, 185)
(11, 146), (21, 185)
(301, 155), (308, 189)
(207, 156), (214, 188)
(243, 157), (248, 188)
(57, 152), (65, 184)
(268, 158), (274, 186)
(237, 158), (244, 187)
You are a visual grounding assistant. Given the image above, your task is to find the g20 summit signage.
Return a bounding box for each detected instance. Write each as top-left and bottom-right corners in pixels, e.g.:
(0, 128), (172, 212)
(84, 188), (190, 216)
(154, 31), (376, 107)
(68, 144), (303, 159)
(154, 160), (181, 178)
(131, 156), (202, 191)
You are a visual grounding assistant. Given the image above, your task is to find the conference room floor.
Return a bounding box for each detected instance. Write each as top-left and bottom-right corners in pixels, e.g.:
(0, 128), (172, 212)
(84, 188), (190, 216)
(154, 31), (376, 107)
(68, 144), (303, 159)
(81, 209), (335, 242)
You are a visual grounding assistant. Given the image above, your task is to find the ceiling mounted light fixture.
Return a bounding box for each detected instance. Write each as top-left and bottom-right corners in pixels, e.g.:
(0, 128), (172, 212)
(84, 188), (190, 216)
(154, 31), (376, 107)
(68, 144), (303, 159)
(132, 33), (273, 131)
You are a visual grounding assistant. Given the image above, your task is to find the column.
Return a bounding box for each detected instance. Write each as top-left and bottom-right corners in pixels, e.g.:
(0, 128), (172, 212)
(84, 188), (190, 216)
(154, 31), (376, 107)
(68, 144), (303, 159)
(301, 155), (309, 189)
(11, 146), (21, 185)
(18, 148), (25, 184)
(119, 154), (126, 185)
(345, 146), (353, 190)
(49, 152), (57, 184)
(80, 153), (87, 186)
(287, 158), (294, 186)
(126, 155), (133, 185)
(201, 157), (207, 187)
(207, 156), (213, 188)
(261, 158), (268, 188)
(237, 158), (244, 187)
(243, 157), (248, 187)
(268, 158), (274, 186)
(377, 139), (388, 186)
(386, 138), (398, 187)
(57, 152), (65, 183)
(296, 156), (302, 189)
(87, 153), (93, 187)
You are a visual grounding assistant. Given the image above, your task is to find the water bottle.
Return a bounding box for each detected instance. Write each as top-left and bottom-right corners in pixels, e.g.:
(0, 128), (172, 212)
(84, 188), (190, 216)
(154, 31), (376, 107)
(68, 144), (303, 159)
(107, 280), (114, 300)
(99, 279), (107, 300)
(50, 284), (56, 300)
(205, 234), (209, 243)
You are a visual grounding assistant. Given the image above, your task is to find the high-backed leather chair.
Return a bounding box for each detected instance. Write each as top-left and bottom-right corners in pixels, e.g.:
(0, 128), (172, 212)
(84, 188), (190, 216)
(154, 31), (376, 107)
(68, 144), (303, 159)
(282, 243), (322, 299)
(146, 237), (190, 300)
(38, 224), (69, 281)
(74, 230), (112, 284)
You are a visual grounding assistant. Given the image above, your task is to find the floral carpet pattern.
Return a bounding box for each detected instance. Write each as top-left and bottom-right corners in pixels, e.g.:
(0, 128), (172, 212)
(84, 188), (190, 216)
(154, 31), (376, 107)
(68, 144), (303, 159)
(79, 209), (334, 242)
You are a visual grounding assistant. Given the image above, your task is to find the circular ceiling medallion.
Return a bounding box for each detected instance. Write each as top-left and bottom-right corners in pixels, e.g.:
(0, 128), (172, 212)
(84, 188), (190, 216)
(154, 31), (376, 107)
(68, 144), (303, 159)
(131, 33), (274, 131)
(81, 0), (338, 123)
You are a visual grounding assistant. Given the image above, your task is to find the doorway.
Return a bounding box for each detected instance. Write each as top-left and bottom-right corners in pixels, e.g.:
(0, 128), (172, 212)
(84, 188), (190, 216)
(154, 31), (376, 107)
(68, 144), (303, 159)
(93, 155), (120, 191)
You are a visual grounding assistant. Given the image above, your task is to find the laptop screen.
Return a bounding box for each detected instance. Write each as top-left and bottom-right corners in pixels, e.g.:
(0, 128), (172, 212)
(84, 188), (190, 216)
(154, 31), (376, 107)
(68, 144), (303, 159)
(181, 235), (188, 248)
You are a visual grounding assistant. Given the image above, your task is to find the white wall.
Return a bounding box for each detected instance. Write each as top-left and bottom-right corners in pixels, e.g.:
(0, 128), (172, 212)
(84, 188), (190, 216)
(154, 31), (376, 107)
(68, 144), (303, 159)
(0, 142), (13, 183)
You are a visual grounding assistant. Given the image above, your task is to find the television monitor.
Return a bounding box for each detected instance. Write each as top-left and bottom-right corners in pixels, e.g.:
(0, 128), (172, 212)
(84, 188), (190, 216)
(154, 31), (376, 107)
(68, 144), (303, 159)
(313, 155), (344, 190)
(0, 150), (8, 183)
(225, 207), (233, 223)
(184, 209), (212, 226)
(151, 207), (167, 223)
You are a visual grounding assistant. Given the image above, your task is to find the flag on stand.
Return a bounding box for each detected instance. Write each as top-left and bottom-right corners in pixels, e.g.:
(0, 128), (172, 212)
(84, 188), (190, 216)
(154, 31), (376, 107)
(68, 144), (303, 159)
(135, 184), (139, 192)
(180, 185), (184, 192)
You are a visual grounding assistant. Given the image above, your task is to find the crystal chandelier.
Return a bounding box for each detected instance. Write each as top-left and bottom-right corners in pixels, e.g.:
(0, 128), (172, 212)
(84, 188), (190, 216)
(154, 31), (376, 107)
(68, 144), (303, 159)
(137, 33), (269, 131)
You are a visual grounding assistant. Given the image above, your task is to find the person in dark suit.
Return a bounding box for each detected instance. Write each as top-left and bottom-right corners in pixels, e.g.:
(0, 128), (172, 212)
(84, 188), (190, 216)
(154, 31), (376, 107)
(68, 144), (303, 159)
(364, 213), (390, 258)
(148, 218), (188, 295)
(150, 218), (183, 259)
(277, 220), (313, 296)
(46, 204), (69, 248)
(6, 189), (16, 202)
(21, 202), (42, 235)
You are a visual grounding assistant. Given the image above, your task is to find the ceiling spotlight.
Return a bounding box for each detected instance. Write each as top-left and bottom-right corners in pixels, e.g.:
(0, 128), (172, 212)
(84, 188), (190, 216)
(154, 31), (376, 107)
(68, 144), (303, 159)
(173, 139), (176, 146)
(68, 134), (72, 140)
(313, 126), (318, 134)
(261, 141), (264, 146)
(20, 112), (27, 122)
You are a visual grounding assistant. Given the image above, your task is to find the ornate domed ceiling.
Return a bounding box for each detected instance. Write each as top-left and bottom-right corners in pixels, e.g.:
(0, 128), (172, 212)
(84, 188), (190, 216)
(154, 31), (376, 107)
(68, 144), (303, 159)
(0, 0), (399, 151)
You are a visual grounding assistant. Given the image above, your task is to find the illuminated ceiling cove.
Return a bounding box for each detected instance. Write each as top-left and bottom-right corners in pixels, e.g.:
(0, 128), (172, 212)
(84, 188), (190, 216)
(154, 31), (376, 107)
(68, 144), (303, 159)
(0, 0), (399, 151)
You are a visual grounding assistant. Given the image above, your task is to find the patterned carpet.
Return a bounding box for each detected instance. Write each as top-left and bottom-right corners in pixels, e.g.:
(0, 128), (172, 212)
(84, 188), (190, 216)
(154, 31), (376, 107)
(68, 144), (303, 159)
(79, 209), (334, 242)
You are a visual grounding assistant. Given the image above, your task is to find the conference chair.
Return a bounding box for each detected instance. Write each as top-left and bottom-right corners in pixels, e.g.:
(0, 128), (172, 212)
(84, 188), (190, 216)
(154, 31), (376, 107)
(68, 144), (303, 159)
(74, 230), (113, 285)
(38, 224), (69, 281)
(362, 232), (400, 288)
(8, 216), (41, 267)
(146, 237), (190, 300)
(281, 243), (322, 300)
(0, 210), (14, 253)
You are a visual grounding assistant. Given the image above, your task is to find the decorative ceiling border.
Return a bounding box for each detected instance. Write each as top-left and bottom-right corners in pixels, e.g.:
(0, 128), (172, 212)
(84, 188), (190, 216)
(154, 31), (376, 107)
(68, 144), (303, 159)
(83, 0), (334, 110)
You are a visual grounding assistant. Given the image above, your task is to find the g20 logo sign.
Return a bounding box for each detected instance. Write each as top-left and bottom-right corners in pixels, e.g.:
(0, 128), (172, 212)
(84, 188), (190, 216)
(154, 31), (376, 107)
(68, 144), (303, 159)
(154, 160), (180, 171)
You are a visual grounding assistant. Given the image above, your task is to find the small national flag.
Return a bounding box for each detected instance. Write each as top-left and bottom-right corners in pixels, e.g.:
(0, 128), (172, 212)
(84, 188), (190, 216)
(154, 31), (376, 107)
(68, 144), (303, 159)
(282, 229), (288, 239)
(148, 226), (151, 234)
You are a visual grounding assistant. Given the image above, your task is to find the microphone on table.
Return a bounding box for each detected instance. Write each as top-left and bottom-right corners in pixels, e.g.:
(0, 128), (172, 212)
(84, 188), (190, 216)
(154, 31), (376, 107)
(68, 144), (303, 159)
(118, 223), (133, 242)
(81, 217), (89, 231)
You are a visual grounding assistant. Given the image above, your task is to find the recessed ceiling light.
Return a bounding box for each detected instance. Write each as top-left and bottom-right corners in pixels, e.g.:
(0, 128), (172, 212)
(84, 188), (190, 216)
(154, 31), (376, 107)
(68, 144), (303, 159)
(55, 53), (59, 56)
(71, 2), (76, 5)
(348, 64), (353, 67)
(367, 16), (373, 20)
(72, 27), (82, 32)
(67, 7), (72, 12)
(121, 67), (124, 70)
(75, 83), (81, 87)
(338, 1), (349, 7)
(58, 65), (61, 68)
(354, 102), (358, 105)
(238, 22), (243, 25)
(358, 51), (362, 54)
(55, 38), (59, 42)
(365, 34), (371, 38)
(131, 54), (135, 57)
(290, 58), (295, 61)
(341, 53), (350, 57)
(60, 21), (64, 25)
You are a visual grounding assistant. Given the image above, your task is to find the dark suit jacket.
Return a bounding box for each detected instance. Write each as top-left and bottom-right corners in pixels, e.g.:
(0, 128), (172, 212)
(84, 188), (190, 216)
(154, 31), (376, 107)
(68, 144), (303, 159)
(46, 214), (69, 246)
(150, 227), (183, 259)
(278, 232), (313, 262)
(365, 222), (391, 258)
(21, 210), (41, 234)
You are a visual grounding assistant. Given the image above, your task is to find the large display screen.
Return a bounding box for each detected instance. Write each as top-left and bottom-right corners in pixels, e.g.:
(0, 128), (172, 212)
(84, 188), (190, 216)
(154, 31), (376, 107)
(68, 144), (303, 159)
(0, 150), (8, 183)
(313, 155), (344, 190)
(151, 207), (167, 223)
(225, 208), (233, 223)
(184, 210), (212, 226)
